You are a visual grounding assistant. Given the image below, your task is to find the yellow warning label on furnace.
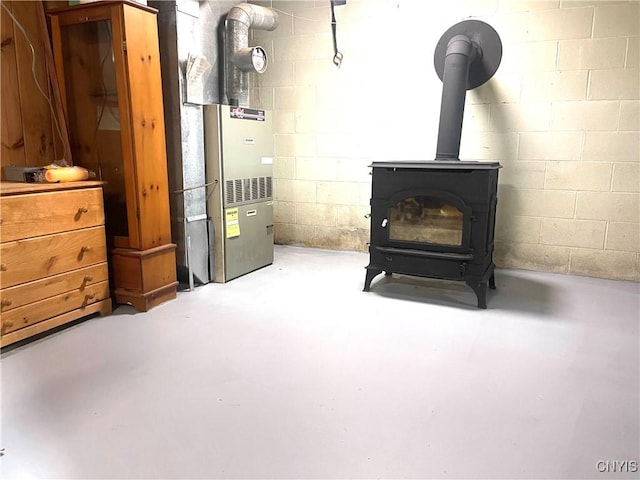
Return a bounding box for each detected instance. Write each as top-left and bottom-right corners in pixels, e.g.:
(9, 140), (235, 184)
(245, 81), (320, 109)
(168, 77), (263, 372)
(225, 208), (240, 238)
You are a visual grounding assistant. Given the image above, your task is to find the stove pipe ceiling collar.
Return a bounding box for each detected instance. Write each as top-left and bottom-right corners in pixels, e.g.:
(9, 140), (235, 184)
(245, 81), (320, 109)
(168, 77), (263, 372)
(225, 2), (279, 107)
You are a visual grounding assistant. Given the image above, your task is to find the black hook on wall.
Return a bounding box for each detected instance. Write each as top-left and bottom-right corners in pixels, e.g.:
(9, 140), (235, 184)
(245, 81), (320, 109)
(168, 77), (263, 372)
(330, 0), (346, 67)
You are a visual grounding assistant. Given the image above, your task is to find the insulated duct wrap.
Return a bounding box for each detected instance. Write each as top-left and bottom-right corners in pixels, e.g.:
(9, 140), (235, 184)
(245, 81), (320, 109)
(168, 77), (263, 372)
(225, 3), (278, 106)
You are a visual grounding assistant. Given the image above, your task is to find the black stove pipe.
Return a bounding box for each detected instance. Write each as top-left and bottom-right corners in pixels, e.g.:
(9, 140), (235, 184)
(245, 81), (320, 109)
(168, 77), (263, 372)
(435, 35), (479, 161)
(433, 20), (502, 161)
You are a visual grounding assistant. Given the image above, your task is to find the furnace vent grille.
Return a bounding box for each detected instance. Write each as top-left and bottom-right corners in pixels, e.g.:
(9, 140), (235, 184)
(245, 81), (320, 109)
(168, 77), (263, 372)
(252, 177), (259, 200)
(235, 179), (243, 203)
(225, 176), (273, 206)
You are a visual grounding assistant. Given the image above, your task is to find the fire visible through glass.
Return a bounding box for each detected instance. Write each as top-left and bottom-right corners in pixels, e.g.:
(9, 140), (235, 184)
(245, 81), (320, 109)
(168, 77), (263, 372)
(389, 196), (463, 246)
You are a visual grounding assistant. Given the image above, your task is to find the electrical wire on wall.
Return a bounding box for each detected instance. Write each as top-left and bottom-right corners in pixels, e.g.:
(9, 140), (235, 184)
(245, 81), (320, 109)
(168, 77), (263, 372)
(270, 8), (322, 22)
(269, 3), (347, 67)
(1, 0), (68, 166)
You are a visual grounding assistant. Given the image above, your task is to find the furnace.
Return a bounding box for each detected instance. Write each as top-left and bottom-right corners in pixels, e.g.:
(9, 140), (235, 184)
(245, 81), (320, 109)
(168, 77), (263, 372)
(204, 104), (274, 283)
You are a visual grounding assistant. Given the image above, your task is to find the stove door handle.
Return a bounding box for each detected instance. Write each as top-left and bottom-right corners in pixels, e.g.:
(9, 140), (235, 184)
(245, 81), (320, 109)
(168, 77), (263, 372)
(381, 218), (388, 228)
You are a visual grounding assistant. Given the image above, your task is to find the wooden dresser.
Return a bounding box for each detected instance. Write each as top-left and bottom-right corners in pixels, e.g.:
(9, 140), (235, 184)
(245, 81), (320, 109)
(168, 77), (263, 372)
(0, 181), (112, 347)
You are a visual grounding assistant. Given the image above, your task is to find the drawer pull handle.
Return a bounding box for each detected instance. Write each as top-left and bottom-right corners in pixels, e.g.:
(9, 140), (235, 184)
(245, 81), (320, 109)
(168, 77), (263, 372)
(1, 299), (12, 307)
(81, 246), (92, 253)
(0, 264), (7, 271)
(78, 207), (89, 214)
(84, 275), (93, 282)
(86, 293), (96, 300)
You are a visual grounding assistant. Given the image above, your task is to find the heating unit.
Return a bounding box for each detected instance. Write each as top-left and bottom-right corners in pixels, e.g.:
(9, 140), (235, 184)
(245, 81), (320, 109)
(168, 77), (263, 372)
(204, 104), (274, 282)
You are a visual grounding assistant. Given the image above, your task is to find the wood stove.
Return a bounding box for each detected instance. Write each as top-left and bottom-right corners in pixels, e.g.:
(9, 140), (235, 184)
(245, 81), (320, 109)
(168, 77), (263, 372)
(363, 20), (503, 308)
(364, 160), (499, 308)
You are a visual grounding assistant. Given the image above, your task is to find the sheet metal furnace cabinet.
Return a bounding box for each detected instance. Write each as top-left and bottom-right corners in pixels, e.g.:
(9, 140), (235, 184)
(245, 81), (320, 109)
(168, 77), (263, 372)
(204, 105), (274, 283)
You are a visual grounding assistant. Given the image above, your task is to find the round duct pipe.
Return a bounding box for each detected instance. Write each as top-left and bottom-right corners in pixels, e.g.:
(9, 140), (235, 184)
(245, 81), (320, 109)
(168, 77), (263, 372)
(225, 3), (279, 106)
(433, 20), (502, 161)
(232, 46), (268, 73)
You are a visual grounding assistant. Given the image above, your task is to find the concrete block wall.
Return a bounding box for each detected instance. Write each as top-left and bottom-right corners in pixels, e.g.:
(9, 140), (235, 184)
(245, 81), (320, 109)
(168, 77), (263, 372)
(251, 0), (639, 281)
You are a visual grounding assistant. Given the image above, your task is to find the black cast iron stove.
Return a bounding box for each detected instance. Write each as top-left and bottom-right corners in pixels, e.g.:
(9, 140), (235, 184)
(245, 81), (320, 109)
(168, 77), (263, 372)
(364, 160), (500, 308)
(363, 20), (503, 308)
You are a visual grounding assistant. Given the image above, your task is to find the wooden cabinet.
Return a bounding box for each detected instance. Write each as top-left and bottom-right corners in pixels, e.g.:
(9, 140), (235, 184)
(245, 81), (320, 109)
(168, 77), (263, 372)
(48, 0), (177, 311)
(0, 181), (112, 347)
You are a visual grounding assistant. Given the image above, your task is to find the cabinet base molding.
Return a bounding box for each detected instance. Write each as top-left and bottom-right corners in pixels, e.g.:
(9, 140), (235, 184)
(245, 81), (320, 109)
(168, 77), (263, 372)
(1, 299), (112, 348)
(114, 282), (178, 312)
(112, 243), (178, 312)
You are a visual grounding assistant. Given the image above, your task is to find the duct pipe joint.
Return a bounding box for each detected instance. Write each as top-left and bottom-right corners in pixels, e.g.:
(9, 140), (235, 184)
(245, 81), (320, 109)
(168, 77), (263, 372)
(227, 3), (279, 31)
(445, 35), (480, 63)
(231, 46), (268, 73)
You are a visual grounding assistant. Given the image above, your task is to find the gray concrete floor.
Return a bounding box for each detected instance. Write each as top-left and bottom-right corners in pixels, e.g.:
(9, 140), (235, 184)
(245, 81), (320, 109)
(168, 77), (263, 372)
(1, 245), (639, 479)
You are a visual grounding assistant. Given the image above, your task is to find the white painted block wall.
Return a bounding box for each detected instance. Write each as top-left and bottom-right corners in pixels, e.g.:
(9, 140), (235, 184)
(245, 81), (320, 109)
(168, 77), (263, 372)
(251, 0), (640, 281)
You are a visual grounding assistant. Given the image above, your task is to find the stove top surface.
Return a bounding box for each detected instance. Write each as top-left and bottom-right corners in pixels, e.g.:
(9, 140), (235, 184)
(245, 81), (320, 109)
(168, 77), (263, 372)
(370, 160), (501, 170)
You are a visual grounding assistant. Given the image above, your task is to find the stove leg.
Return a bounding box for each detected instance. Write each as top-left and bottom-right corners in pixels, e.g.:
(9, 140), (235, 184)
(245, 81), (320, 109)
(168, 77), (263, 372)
(467, 280), (488, 309)
(489, 273), (496, 290)
(363, 268), (383, 292)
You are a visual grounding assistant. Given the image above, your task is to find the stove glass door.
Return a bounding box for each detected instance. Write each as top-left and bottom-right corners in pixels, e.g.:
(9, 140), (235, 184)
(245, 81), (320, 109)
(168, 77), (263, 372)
(389, 195), (463, 246)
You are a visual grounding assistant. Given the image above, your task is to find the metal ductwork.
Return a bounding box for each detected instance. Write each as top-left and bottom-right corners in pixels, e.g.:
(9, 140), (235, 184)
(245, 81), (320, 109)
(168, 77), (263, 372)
(433, 20), (502, 160)
(225, 2), (279, 106)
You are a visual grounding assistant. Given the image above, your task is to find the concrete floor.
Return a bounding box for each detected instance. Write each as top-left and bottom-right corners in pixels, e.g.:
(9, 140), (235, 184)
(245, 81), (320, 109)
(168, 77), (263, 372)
(1, 245), (639, 479)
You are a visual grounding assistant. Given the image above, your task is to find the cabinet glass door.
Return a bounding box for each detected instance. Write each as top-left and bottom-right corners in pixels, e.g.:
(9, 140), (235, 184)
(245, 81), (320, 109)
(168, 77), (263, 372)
(60, 20), (128, 240)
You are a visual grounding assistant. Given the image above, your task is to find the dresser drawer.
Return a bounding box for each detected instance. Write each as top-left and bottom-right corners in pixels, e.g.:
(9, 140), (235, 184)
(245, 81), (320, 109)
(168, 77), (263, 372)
(0, 226), (107, 289)
(0, 188), (104, 243)
(1, 263), (108, 313)
(1, 280), (109, 335)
